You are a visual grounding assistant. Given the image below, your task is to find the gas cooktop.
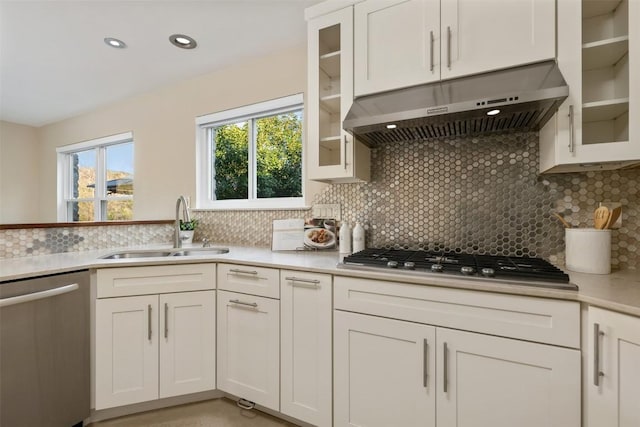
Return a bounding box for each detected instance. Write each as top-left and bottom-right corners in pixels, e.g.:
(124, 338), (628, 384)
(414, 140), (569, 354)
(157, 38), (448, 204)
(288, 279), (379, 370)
(338, 248), (577, 290)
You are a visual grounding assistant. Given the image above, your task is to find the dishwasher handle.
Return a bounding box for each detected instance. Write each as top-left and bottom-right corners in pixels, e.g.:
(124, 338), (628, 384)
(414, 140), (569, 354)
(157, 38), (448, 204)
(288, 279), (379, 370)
(0, 283), (79, 308)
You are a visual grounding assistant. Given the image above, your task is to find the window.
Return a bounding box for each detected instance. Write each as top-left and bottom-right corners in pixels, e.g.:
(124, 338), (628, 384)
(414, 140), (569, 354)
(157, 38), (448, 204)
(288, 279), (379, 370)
(57, 132), (134, 221)
(196, 94), (304, 209)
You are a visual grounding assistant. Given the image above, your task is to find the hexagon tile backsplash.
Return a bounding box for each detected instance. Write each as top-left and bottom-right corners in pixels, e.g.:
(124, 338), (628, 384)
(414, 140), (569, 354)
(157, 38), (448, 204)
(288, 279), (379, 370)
(1, 132), (638, 270)
(311, 132), (639, 270)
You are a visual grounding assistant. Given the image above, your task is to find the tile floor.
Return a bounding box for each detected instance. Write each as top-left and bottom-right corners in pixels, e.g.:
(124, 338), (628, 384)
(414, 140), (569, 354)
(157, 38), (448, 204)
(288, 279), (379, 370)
(89, 398), (297, 427)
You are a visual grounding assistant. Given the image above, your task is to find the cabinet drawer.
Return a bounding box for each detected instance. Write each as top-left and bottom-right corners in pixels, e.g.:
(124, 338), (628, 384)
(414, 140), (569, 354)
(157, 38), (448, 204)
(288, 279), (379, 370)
(97, 264), (216, 298)
(217, 263), (280, 299)
(334, 276), (579, 348)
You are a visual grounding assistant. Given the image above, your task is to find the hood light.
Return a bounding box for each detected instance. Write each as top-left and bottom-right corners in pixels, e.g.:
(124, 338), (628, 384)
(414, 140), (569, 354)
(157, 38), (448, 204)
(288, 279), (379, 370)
(169, 34), (197, 49)
(487, 109), (501, 116)
(386, 124), (397, 129)
(104, 37), (126, 49)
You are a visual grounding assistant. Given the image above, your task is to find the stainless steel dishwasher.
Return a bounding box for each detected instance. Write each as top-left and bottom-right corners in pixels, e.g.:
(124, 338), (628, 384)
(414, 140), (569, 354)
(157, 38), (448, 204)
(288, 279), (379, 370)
(1, 270), (90, 427)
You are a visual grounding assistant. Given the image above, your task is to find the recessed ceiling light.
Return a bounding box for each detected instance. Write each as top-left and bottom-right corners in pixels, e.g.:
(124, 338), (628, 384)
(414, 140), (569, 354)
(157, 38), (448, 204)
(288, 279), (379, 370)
(487, 109), (501, 116)
(104, 37), (126, 49)
(386, 124), (397, 129)
(169, 34), (197, 49)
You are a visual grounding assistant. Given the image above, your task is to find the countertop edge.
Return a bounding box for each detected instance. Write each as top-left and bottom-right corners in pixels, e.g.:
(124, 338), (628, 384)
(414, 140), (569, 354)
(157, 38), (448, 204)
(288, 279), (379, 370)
(1, 246), (638, 317)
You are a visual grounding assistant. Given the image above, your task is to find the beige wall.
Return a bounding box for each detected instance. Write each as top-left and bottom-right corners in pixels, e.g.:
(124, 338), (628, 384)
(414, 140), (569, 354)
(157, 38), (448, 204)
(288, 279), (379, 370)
(36, 44), (323, 222)
(0, 121), (41, 223)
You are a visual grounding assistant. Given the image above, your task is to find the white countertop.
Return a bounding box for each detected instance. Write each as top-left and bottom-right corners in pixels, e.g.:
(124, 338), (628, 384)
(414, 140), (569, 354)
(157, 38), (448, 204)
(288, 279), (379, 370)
(1, 245), (639, 316)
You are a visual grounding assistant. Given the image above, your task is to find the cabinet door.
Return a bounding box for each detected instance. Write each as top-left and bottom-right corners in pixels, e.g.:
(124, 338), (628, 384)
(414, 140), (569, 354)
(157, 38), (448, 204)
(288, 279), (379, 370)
(280, 272), (332, 427)
(217, 290), (280, 411)
(307, 6), (371, 183)
(334, 310), (436, 427)
(539, 0), (639, 173)
(588, 307), (640, 427)
(354, 0), (440, 96)
(159, 291), (216, 398)
(95, 295), (158, 410)
(436, 328), (580, 427)
(440, 0), (555, 80)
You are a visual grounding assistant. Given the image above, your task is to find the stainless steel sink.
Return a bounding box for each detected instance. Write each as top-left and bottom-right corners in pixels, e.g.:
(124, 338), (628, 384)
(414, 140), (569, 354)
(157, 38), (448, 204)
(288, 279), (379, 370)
(171, 247), (230, 256)
(100, 250), (174, 259)
(100, 247), (229, 259)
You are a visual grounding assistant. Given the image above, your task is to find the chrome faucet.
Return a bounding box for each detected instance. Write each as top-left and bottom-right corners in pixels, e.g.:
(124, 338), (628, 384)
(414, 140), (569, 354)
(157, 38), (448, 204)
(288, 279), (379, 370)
(174, 196), (191, 248)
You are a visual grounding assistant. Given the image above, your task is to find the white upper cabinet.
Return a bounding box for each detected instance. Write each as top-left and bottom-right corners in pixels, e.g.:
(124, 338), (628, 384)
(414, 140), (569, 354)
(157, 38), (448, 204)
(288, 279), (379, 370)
(540, 0), (640, 173)
(354, 0), (440, 96)
(354, 0), (555, 97)
(440, 0), (555, 81)
(307, 6), (371, 183)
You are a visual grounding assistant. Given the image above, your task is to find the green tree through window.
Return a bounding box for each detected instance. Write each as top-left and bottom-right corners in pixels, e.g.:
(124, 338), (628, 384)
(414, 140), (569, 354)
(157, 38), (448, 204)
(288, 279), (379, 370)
(213, 112), (302, 201)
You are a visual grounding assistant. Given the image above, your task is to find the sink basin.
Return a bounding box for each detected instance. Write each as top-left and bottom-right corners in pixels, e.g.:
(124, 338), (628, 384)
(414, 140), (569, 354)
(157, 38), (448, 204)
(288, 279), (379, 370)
(171, 247), (230, 256)
(100, 247), (229, 259)
(100, 250), (174, 259)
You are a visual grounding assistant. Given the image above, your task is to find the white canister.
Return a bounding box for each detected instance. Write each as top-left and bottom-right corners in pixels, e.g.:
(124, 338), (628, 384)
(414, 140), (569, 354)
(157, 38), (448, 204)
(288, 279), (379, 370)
(339, 222), (352, 254)
(565, 228), (611, 274)
(353, 222), (365, 253)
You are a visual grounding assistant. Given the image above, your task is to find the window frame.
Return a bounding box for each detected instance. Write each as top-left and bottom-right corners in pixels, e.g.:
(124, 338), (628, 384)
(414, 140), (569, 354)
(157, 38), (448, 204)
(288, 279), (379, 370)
(56, 132), (134, 222)
(195, 93), (306, 210)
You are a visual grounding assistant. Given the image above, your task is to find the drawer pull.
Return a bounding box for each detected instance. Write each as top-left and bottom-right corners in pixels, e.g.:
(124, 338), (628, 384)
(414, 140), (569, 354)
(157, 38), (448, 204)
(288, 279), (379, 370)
(229, 268), (259, 275)
(593, 323), (605, 386)
(148, 304), (152, 341)
(164, 302), (169, 339)
(285, 276), (321, 288)
(423, 338), (429, 388)
(229, 299), (258, 308)
(443, 342), (449, 393)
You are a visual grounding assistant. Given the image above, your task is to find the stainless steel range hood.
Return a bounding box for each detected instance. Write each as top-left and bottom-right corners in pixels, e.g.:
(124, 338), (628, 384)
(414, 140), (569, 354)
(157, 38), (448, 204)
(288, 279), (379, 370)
(343, 61), (568, 145)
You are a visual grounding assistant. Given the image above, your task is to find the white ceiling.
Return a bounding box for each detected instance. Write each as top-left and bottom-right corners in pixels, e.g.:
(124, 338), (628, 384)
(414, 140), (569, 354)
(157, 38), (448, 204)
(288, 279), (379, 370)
(0, 0), (322, 127)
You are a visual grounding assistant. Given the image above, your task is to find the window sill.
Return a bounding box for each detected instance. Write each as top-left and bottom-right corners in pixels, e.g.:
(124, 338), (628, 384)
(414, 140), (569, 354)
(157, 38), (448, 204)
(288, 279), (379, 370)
(194, 199), (310, 212)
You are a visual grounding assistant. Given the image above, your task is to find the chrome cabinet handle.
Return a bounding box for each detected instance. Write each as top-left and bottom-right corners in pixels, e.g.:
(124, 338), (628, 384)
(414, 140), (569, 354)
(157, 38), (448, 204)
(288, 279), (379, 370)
(229, 299), (258, 308)
(593, 323), (605, 386)
(446, 26), (451, 70)
(285, 276), (321, 288)
(148, 304), (152, 341)
(443, 342), (449, 392)
(568, 105), (575, 154)
(229, 268), (258, 275)
(423, 339), (429, 388)
(343, 135), (349, 170)
(164, 303), (169, 339)
(429, 30), (434, 72)
(0, 283), (78, 308)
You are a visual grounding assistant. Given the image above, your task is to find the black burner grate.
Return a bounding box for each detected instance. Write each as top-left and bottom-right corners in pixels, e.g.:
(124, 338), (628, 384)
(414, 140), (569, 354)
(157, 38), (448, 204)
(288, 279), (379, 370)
(344, 248), (570, 285)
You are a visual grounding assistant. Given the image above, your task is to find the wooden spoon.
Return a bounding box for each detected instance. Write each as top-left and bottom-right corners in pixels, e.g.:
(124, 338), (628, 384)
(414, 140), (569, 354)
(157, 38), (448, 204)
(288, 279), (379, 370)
(552, 212), (571, 228)
(594, 205), (610, 229)
(605, 206), (622, 229)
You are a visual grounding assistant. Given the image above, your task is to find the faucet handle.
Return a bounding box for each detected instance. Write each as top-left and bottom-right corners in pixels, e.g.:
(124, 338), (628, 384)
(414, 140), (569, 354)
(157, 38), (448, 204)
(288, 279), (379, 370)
(201, 237), (211, 248)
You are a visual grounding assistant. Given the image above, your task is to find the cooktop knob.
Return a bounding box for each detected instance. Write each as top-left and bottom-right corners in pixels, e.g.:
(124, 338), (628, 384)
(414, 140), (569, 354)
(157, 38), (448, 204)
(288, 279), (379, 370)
(404, 261), (415, 269)
(460, 266), (475, 275)
(481, 267), (495, 277)
(431, 264), (443, 272)
(387, 260), (399, 268)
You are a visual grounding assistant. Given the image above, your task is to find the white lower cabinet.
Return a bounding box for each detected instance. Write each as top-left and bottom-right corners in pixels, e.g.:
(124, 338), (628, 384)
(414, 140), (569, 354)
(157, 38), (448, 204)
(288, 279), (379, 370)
(333, 275), (581, 427)
(436, 328), (580, 427)
(335, 310), (580, 427)
(95, 295), (159, 409)
(280, 272), (332, 427)
(216, 289), (280, 411)
(588, 307), (640, 427)
(334, 310), (436, 427)
(95, 290), (216, 409)
(159, 292), (216, 399)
